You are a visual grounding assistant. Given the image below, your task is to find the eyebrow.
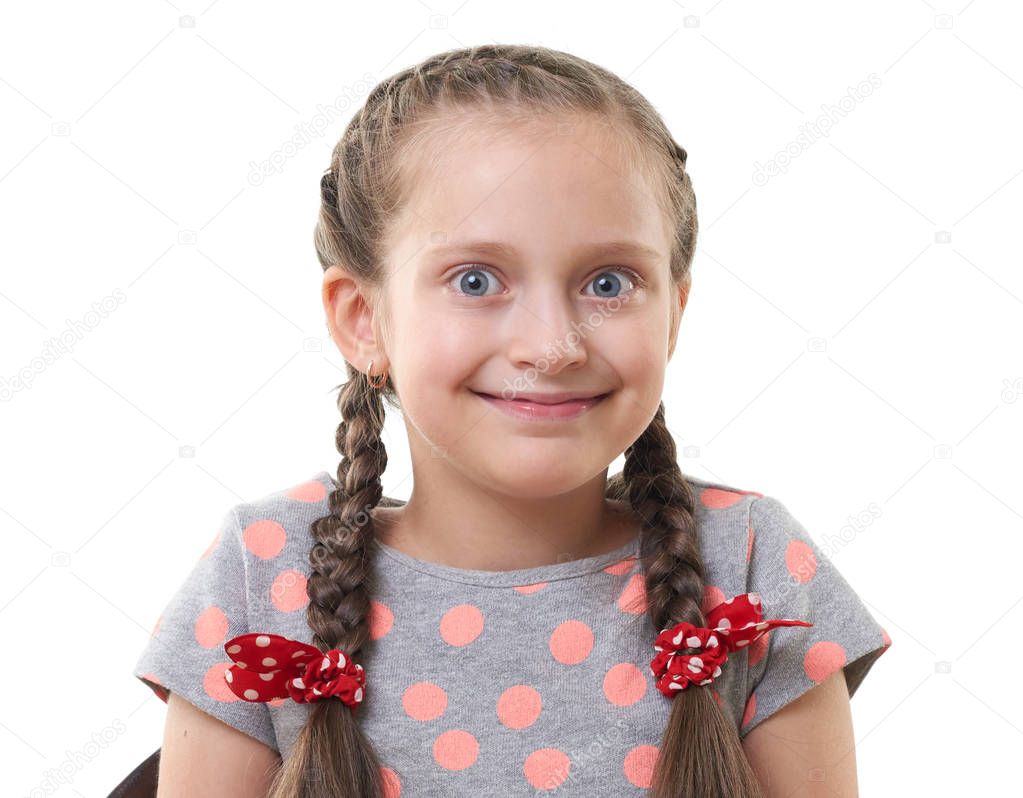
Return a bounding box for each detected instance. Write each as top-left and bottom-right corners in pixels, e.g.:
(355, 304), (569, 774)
(425, 239), (664, 262)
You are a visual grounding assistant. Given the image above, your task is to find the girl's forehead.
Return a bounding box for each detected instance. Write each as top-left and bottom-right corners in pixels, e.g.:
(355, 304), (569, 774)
(386, 113), (671, 256)
(399, 110), (650, 186)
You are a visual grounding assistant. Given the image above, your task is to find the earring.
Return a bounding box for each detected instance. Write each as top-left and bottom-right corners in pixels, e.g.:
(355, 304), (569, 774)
(367, 359), (388, 389)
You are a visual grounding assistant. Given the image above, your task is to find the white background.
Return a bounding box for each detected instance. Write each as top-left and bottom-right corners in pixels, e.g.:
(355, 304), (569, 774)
(3, 0), (1019, 794)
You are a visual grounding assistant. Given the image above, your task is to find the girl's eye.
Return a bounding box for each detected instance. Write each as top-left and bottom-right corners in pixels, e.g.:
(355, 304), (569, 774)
(447, 266), (642, 299)
(583, 268), (640, 299)
(449, 266), (503, 297)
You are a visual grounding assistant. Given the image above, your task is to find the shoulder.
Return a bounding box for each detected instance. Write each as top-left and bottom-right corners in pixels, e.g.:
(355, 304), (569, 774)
(678, 473), (764, 597)
(742, 490), (835, 597)
(223, 470), (416, 583)
(223, 471), (402, 587)
(678, 476), (825, 610)
(228, 470), (410, 539)
(680, 475), (817, 570)
(229, 471), (336, 529)
(681, 472), (763, 550)
(209, 472), (338, 640)
(683, 472), (763, 516)
(210, 472), (338, 585)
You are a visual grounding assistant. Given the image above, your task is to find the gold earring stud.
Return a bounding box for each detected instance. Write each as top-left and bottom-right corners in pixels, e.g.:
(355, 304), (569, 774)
(367, 359), (387, 389)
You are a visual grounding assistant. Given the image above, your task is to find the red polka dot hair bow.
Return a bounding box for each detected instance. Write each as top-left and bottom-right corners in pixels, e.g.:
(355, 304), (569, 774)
(222, 632), (366, 709)
(650, 592), (812, 697)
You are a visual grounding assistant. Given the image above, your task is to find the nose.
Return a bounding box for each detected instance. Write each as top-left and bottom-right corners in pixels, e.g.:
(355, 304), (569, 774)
(505, 290), (589, 375)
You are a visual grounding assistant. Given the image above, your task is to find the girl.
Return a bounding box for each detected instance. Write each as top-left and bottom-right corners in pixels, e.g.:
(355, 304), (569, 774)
(134, 44), (891, 797)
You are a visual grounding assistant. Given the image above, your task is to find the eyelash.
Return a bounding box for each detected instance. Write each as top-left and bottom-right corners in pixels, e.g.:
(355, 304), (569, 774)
(447, 264), (645, 298)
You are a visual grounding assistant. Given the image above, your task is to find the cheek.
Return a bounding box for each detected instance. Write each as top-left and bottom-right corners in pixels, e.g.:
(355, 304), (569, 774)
(389, 305), (484, 397)
(391, 286), (491, 359)
(400, 323), (482, 378)
(594, 306), (669, 370)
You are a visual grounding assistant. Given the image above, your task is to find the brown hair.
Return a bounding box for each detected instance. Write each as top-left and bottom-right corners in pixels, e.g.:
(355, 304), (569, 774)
(268, 43), (763, 797)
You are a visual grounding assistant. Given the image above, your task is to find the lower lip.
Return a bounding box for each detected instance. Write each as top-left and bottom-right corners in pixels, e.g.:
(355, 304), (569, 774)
(473, 391), (609, 421)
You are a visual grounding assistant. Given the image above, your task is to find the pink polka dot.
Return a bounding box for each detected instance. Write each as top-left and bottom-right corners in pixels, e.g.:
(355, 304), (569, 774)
(749, 630), (769, 666)
(882, 628), (892, 648)
(403, 682), (448, 721)
(243, 519), (286, 560)
(270, 569), (309, 612)
(549, 620), (594, 665)
(203, 663), (238, 702)
(432, 729), (479, 771)
(524, 748), (571, 790)
(623, 745), (659, 788)
(741, 693), (757, 727)
(603, 662), (646, 706)
(381, 767), (401, 798)
(369, 600), (394, 640)
(700, 487), (743, 509)
(201, 531), (221, 560)
(785, 539), (817, 583)
(194, 606), (229, 648)
(603, 555), (637, 576)
(268, 697), (286, 708)
(702, 584), (725, 615)
(514, 582), (548, 594)
(746, 524), (754, 563)
(440, 604), (485, 647)
(805, 641), (847, 683)
(617, 573), (648, 615)
(286, 480), (327, 503)
(497, 685), (542, 729)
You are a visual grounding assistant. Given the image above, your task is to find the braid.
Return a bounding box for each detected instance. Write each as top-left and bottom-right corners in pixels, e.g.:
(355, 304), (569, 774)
(265, 368), (388, 798)
(621, 402), (703, 632)
(611, 403), (764, 797)
(307, 371), (386, 655)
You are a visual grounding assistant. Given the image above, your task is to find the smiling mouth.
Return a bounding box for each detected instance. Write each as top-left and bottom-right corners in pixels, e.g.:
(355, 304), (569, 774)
(470, 389), (612, 422)
(470, 391), (611, 405)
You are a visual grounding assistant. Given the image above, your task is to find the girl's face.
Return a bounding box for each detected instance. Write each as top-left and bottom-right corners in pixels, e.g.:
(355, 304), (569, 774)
(334, 113), (688, 499)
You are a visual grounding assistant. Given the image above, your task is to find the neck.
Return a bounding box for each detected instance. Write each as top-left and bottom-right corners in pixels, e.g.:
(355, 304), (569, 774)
(371, 468), (639, 572)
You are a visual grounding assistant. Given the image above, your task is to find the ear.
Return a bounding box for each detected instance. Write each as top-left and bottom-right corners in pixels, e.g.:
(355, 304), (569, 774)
(322, 265), (389, 376)
(667, 276), (690, 362)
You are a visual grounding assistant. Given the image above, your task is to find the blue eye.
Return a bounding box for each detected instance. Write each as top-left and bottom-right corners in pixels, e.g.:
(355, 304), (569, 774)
(584, 269), (639, 299)
(450, 266), (503, 297)
(446, 265), (642, 299)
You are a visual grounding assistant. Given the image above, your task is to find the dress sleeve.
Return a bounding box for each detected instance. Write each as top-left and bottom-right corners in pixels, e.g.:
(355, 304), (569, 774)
(132, 506), (279, 752)
(739, 494), (892, 739)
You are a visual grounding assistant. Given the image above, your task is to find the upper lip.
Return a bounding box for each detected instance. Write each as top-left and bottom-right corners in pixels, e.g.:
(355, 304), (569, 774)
(472, 390), (610, 405)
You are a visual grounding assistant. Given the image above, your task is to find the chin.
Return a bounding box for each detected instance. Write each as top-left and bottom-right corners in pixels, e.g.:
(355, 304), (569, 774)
(481, 447), (603, 493)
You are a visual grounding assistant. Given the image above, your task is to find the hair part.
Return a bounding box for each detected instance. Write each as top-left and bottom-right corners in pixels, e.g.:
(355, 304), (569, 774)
(274, 43), (762, 798)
